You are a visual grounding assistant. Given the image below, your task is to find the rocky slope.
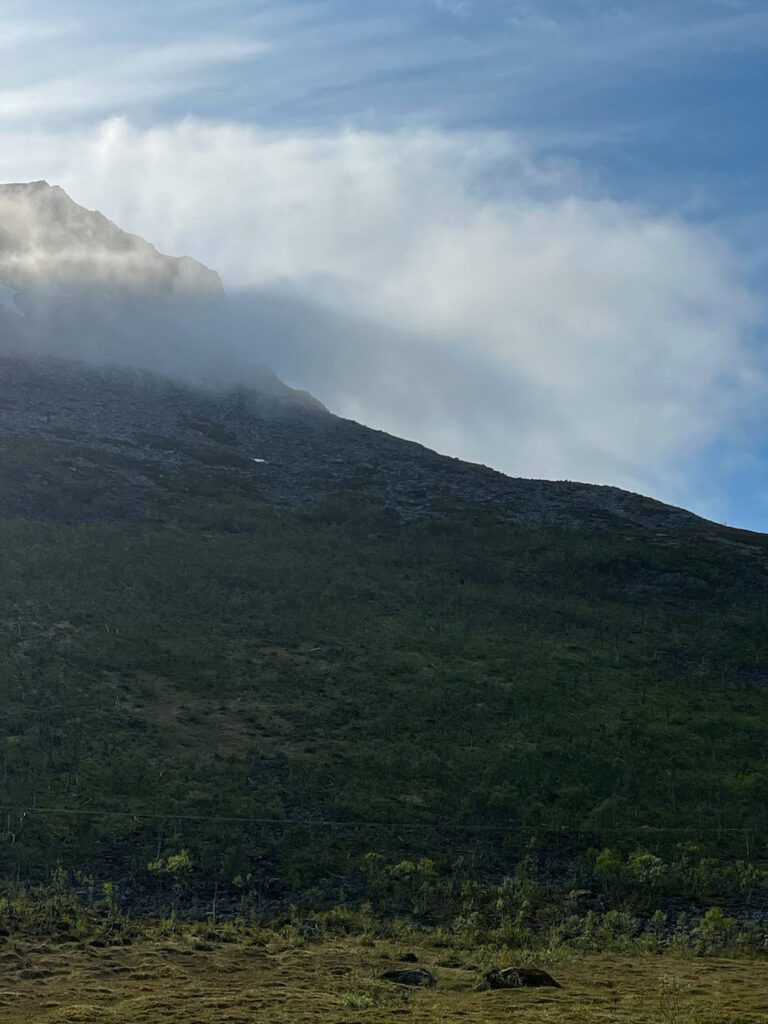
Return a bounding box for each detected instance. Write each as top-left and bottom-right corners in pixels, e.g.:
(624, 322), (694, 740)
(0, 350), (739, 536)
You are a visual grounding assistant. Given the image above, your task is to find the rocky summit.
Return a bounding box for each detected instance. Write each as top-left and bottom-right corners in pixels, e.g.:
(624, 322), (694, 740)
(0, 182), (223, 374)
(0, 181), (222, 297)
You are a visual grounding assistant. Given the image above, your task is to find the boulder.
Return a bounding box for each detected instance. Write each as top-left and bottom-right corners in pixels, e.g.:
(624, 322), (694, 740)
(381, 968), (436, 987)
(485, 967), (561, 989)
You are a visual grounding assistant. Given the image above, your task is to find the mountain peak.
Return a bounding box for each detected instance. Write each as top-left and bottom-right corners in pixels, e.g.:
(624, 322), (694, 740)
(0, 179), (55, 191)
(0, 180), (222, 297)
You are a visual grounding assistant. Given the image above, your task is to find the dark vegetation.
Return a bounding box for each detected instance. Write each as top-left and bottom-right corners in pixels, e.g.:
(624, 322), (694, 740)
(2, 354), (768, 942)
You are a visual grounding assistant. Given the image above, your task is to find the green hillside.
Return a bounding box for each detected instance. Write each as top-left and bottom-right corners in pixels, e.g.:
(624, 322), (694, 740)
(2, 355), (768, 920)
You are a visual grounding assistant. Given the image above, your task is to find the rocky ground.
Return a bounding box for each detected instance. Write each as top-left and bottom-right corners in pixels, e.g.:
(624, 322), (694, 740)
(0, 351), (742, 536)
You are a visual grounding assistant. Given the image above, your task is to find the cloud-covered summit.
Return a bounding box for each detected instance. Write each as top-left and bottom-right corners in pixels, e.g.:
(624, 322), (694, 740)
(0, 180), (221, 298)
(0, 131), (760, 525)
(0, 179), (237, 383)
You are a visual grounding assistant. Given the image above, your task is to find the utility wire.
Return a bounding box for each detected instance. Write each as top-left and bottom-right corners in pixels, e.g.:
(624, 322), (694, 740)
(0, 804), (763, 836)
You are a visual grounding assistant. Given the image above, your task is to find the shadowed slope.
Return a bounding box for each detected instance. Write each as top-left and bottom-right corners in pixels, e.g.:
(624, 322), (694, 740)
(1, 351), (768, 910)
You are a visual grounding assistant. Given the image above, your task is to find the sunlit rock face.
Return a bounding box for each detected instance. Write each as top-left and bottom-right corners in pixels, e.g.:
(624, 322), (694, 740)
(0, 181), (222, 298)
(0, 181), (226, 374)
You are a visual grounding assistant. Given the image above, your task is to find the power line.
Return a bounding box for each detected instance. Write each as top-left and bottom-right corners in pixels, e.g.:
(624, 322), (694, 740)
(0, 804), (764, 836)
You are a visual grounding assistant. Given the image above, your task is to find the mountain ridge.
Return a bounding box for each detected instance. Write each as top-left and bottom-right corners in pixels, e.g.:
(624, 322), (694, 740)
(0, 180), (222, 298)
(0, 348), (741, 538)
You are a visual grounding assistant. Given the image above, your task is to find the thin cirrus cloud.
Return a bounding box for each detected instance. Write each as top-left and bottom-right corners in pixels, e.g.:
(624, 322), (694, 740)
(0, 17), (73, 50)
(0, 37), (267, 120)
(0, 117), (760, 512)
(1, 3), (767, 130)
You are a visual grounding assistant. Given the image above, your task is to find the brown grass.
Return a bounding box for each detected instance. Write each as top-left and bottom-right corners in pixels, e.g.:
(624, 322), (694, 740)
(2, 932), (767, 1024)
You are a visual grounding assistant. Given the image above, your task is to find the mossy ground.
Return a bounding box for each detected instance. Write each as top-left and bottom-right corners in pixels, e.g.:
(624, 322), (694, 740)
(2, 931), (767, 1024)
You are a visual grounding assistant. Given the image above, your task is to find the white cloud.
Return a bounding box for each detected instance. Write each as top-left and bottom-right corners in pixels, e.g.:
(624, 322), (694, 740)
(0, 117), (760, 506)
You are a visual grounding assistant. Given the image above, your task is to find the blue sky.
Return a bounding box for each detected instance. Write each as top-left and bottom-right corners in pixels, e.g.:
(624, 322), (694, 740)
(0, 0), (766, 527)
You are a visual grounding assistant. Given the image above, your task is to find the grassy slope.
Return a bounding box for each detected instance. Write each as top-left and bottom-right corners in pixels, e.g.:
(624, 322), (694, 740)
(2, 360), (768, 902)
(3, 930), (768, 1024)
(3, 472), (768, 888)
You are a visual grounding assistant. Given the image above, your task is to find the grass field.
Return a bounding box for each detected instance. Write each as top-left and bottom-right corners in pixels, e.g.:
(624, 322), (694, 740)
(2, 930), (767, 1024)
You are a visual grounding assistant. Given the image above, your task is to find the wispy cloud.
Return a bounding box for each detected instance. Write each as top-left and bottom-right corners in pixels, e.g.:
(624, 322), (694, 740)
(0, 15), (74, 50)
(0, 37), (266, 120)
(2, 1), (767, 130)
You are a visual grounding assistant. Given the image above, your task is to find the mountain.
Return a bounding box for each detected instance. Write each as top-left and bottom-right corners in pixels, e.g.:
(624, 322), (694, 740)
(0, 181), (222, 297)
(0, 181), (227, 378)
(1, 184), (768, 919)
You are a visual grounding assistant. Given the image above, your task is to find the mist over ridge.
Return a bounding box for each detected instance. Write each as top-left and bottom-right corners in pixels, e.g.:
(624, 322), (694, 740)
(0, 180), (263, 388)
(0, 162), (760, 523)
